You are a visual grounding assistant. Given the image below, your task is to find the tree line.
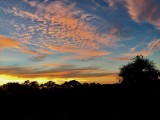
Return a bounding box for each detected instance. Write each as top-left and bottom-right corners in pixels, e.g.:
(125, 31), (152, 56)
(0, 80), (102, 91)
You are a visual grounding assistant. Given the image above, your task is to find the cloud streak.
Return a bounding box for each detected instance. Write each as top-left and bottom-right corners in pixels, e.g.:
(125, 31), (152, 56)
(113, 39), (160, 61)
(45, 45), (111, 59)
(0, 65), (112, 80)
(0, 35), (36, 54)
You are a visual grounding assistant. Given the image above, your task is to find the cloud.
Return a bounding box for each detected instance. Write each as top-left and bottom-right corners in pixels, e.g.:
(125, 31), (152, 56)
(11, 7), (44, 22)
(0, 35), (36, 54)
(147, 39), (160, 51)
(5, 0), (124, 50)
(0, 0), (127, 84)
(124, 0), (160, 29)
(104, 0), (123, 8)
(30, 54), (47, 62)
(0, 35), (22, 49)
(46, 45), (111, 59)
(91, 0), (101, 8)
(0, 65), (112, 79)
(113, 39), (160, 61)
(129, 39), (160, 56)
(0, 0), (129, 62)
(138, 39), (160, 56)
(111, 56), (131, 61)
(40, 63), (74, 67)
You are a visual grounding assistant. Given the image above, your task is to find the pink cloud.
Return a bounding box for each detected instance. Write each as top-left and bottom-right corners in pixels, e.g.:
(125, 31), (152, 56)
(124, 0), (160, 29)
(9, 0), (123, 49)
(1, 0), (127, 61)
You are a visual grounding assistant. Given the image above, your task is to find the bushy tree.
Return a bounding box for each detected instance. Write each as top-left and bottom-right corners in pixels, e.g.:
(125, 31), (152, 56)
(62, 80), (82, 88)
(119, 55), (160, 85)
(41, 81), (58, 89)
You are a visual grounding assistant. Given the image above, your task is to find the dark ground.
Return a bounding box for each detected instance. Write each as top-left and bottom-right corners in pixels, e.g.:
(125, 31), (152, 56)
(0, 81), (160, 120)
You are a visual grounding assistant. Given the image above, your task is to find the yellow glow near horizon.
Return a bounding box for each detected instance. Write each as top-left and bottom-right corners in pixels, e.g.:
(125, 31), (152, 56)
(0, 74), (118, 85)
(0, 74), (61, 85)
(0, 74), (87, 85)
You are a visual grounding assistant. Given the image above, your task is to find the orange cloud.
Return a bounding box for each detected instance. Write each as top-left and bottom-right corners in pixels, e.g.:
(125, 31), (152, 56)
(0, 35), (36, 54)
(1, 1), (126, 61)
(7, 0), (123, 52)
(111, 56), (131, 61)
(0, 35), (22, 49)
(0, 65), (114, 82)
(41, 63), (73, 67)
(44, 45), (111, 59)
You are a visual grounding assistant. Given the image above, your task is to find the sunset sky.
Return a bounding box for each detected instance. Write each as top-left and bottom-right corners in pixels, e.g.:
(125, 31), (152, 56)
(0, 0), (160, 85)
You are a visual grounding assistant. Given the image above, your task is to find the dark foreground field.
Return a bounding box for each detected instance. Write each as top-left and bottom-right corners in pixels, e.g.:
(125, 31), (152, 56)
(1, 81), (160, 120)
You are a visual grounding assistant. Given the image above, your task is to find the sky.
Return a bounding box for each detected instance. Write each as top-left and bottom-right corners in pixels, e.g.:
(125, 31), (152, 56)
(0, 0), (160, 85)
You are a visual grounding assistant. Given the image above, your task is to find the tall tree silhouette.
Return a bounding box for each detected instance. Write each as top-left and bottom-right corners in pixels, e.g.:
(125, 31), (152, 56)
(119, 55), (160, 85)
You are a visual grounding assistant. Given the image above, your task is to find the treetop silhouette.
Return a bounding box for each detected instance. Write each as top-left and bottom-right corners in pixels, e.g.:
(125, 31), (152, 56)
(119, 55), (160, 85)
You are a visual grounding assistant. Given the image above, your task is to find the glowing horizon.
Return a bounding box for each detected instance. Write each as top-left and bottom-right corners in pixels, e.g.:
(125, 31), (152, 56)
(0, 74), (118, 85)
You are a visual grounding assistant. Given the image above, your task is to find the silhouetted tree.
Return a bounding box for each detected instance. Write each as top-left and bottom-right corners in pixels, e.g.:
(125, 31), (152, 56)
(119, 55), (160, 85)
(22, 80), (31, 88)
(62, 80), (82, 88)
(29, 81), (39, 89)
(89, 82), (101, 87)
(82, 83), (89, 87)
(41, 81), (58, 89)
(23, 80), (30, 85)
(2, 82), (21, 91)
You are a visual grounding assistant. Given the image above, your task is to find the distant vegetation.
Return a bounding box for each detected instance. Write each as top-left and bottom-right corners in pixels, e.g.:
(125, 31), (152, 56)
(0, 80), (101, 91)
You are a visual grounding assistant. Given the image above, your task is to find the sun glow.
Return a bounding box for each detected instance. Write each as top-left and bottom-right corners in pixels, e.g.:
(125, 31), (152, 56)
(0, 74), (54, 85)
(0, 74), (118, 85)
(0, 74), (85, 85)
